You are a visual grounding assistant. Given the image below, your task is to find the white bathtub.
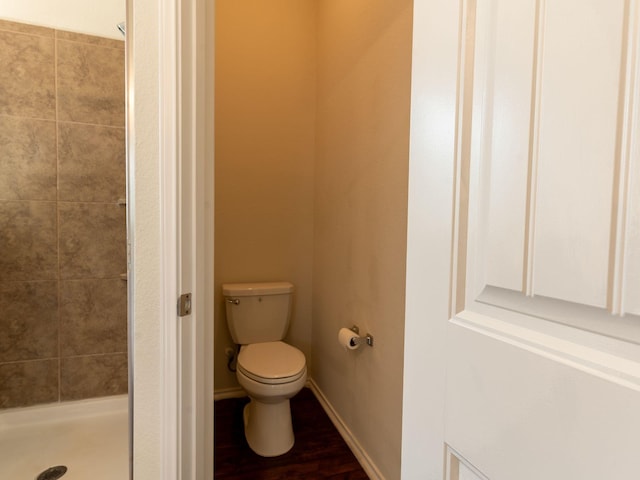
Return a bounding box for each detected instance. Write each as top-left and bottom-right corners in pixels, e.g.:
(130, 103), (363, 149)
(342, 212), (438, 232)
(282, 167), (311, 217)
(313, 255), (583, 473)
(0, 395), (128, 479)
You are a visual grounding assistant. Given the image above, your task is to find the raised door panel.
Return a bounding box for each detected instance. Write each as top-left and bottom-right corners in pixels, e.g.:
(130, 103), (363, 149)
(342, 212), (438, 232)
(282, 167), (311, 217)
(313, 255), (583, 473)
(627, 156), (640, 315)
(463, 0), (640, 321)
(471, 0), (536, 294)
(533, 0), (626, 307)
(624, 49), (640, 316)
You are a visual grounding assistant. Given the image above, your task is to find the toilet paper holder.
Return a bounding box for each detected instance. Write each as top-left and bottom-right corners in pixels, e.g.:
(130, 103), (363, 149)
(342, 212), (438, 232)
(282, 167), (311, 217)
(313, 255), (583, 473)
(349, 325), (374, 347)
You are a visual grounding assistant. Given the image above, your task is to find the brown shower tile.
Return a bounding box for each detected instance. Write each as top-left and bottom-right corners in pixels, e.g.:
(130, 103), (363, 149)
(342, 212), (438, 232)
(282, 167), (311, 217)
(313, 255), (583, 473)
(60, 278), (127, 356)
(58, 123), (125, 202)
(0, 116), (57, 201)
(0, 281), (58, 363)
(60, 353), (128, 400)
(0, 359), (58, 409)
(56, 29), (124, 49)
(0, 29), (55, 119)
(57, 39), (125, 126)
(0, 19), (54, 37)
(58, 202), (126, 279)
(0, 201), (57, 282)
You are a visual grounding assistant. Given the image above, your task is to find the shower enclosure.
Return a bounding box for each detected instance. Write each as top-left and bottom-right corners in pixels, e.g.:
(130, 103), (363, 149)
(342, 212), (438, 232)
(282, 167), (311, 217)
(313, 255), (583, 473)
(0, 17), (128, 478)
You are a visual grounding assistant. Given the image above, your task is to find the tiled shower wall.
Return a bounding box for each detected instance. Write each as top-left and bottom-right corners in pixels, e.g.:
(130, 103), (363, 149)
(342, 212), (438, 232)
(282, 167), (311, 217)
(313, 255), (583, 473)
(0, 19), (127, 408)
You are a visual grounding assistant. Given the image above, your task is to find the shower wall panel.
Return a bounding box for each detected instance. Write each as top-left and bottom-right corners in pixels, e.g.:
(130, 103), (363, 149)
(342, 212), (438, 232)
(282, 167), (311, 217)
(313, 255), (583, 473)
(0, 19), (127, 408)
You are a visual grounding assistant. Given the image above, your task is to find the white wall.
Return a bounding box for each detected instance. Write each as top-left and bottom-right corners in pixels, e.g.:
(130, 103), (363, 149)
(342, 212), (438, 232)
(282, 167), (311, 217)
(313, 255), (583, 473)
(0, 0), (124, 39)
(130, 0), (163, 476)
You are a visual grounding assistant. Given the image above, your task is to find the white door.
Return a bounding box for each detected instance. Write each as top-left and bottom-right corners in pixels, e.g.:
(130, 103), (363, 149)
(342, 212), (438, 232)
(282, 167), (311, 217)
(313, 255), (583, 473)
(403, 1), (640, 478)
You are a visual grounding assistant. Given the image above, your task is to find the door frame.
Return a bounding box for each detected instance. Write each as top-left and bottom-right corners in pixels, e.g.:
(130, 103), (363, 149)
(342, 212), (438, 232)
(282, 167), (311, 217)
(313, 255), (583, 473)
(127, 0), (214, 477)
(401, 0), (460, 477)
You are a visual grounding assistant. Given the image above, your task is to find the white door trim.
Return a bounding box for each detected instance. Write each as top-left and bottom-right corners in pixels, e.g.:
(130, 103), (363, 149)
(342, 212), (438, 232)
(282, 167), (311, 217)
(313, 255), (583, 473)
(174, 0), (215, 477)
(128, 0), (214, 477)
(159, 0), (215, 477)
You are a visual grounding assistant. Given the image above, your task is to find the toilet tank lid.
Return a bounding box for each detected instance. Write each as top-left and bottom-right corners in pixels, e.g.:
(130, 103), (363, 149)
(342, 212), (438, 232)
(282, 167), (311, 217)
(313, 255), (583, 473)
(222, 281), (294, 296)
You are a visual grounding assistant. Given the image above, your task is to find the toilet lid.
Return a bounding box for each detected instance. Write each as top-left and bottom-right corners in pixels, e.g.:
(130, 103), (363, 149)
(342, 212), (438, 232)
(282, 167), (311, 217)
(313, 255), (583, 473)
(238, 341), (306, 384)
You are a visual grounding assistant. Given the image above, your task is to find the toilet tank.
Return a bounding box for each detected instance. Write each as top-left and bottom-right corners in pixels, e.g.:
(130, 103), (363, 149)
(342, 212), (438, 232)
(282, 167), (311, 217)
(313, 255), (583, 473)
(222, 282), (294, 345)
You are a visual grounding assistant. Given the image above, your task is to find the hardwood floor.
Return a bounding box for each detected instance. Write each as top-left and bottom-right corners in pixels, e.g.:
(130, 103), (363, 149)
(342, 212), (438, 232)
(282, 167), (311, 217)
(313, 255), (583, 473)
(214, 387), (369, 479)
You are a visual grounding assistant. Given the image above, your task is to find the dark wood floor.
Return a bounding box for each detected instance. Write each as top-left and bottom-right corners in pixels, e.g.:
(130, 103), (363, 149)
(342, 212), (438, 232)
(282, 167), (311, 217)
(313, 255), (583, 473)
(214, 387), (369, 479)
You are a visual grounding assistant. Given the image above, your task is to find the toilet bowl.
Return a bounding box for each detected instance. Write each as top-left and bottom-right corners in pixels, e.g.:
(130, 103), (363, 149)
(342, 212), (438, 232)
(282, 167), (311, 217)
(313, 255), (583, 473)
(223, 281), (307, 457)
(236, 341), (307, 457)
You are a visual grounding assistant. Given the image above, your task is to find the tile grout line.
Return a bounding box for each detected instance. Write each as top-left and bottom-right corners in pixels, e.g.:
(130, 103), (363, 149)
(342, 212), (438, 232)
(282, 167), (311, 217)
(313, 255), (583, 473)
(0, 353), (129, 367)
(56, 35), (124, 51)
(0, 113), (55, 122)
(56, 120), (125, 129)
(55, 31), (62, 405)
(0, 112), (125, 130)
(0, 26), (55, 40)
(0, 277), (124, 285)
(0, 21), (123, 48)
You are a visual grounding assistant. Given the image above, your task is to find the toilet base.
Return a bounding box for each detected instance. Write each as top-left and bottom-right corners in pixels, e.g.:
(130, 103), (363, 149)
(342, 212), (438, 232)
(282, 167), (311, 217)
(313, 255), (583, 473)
(243, 398), (294, 457)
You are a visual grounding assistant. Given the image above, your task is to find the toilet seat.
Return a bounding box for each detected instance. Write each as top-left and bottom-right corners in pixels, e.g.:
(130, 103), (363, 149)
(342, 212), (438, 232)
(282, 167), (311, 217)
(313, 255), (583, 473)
(238, 341), (306, 385)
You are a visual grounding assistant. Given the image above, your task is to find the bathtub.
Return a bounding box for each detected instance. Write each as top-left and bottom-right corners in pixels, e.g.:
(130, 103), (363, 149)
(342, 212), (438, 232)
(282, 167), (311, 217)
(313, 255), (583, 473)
(0, 395), (128, 479)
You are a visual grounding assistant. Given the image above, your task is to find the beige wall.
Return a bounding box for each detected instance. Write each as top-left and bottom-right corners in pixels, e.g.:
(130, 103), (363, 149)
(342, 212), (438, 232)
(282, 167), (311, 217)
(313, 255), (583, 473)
(214, 0), (316, 390)
(313, 2), (413, 479)
(215, 1), (413, 476)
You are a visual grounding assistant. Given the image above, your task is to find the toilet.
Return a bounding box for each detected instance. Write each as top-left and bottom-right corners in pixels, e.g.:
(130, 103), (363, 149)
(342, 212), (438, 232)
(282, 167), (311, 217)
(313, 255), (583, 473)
(223, 281), (307, 457)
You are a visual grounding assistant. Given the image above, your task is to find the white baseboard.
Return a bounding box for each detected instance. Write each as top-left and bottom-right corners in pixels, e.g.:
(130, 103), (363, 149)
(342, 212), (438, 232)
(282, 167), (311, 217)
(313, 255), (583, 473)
(307, 378), (384, 480)
(213, 387), (245, 401)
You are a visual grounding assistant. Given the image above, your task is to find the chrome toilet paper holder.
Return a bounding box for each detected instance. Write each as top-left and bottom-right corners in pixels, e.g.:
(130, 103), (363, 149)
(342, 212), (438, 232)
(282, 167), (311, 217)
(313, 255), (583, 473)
(349, 325), (374, 347)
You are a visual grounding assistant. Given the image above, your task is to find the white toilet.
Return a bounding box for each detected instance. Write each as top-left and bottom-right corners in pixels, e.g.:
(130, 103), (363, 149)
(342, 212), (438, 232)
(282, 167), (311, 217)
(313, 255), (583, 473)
(223, 281), (307, 457)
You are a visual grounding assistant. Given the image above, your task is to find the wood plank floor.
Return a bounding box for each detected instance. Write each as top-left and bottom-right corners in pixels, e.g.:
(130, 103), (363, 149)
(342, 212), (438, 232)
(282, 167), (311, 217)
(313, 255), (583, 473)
(214, 387), (369, 479)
